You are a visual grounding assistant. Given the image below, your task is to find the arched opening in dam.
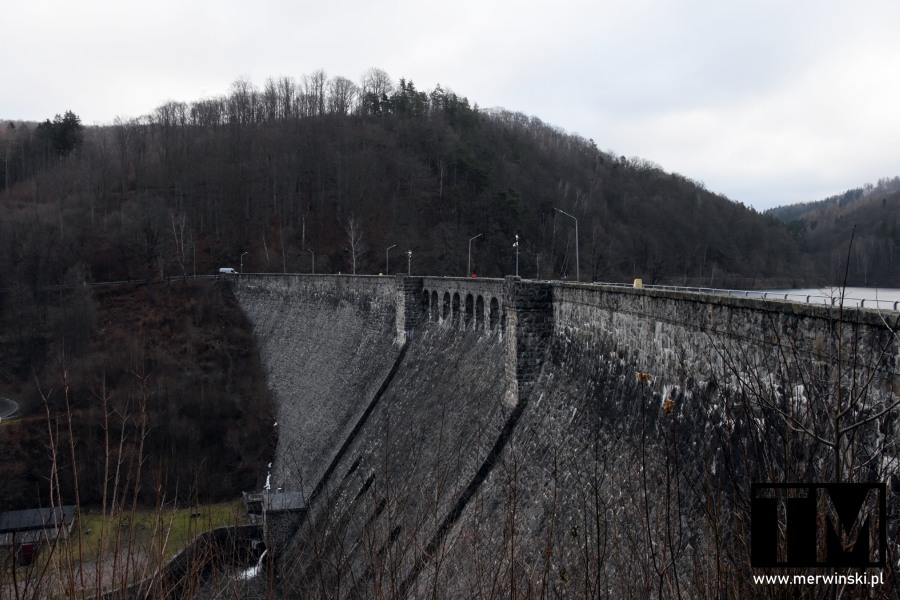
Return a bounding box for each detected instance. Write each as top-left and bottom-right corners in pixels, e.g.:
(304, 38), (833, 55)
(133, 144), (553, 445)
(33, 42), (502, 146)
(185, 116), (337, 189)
(475, 295), (485, 330)
(489, 297), (500, 331)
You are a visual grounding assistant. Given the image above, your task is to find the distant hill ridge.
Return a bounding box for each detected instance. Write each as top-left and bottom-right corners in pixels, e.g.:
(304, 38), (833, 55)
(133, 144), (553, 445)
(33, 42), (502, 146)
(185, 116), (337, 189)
(766, 176), (900, 223)
(764, 176), (900, 287)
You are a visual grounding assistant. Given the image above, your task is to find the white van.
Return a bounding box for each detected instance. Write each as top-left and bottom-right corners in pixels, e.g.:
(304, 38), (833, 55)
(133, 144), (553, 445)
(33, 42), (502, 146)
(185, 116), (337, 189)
(219, 267), (239, 275)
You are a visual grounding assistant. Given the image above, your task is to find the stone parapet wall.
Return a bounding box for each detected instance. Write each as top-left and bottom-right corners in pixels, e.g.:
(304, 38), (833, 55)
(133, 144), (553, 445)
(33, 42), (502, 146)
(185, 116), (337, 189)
(552, 282), (899, 391)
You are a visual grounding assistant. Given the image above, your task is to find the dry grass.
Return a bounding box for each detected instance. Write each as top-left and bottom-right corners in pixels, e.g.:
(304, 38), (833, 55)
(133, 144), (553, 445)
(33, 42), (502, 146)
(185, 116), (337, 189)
(75, 499), (245, 562)
(1, 499), (246, 599)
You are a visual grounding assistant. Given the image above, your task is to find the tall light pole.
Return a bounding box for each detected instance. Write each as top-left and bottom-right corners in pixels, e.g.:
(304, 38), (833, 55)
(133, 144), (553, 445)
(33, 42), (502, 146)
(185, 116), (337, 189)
(263, 462), (271, 541)
(386, 244), (397, 275)
(554, 208), (579, 281)
(306, 249), (315, 274)
(407, 250), (412, 276)
(513, 234), (519, 277)
(467, 234), (482, 276)
(240, 251), (248, 274)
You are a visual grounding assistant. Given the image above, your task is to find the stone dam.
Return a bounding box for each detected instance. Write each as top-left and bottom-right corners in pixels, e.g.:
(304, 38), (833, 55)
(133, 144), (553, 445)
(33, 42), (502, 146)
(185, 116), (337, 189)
(230, 274), (900, 598)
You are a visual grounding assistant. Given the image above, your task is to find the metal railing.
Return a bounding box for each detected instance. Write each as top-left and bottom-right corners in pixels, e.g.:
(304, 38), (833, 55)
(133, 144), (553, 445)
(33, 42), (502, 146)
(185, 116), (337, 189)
(580, 281), (900, 312)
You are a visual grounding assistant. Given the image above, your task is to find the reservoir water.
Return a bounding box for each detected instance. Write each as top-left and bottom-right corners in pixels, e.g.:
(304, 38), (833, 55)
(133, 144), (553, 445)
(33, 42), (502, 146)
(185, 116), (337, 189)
(731, 286), (900, 310)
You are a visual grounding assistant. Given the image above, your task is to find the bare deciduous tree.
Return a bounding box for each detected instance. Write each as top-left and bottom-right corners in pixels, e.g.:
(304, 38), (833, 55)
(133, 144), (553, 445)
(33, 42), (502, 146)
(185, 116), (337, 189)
(360, 67), (393, 99)
(170, 211), (189, 280)
(343, 214), (366, 275)
(328, 77), (358, 116)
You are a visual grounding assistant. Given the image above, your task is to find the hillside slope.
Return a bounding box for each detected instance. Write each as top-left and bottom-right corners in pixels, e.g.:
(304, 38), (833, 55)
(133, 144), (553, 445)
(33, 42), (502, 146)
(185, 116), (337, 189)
(0, 280), (274, 510)
(767, 180), (900, 286)
(1, 72), (808, 293)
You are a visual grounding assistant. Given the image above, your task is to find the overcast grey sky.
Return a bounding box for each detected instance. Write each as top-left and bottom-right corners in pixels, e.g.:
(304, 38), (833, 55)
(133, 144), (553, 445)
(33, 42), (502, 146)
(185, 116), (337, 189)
(3, 0), (898, 210)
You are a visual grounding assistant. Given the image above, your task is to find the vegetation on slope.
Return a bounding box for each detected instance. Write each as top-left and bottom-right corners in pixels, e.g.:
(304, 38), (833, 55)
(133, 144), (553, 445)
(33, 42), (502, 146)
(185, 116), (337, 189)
(767, 176), (900, 223)
(1, 69), (806, 289)
(767, 177), (900, 286)
(0, 280), (274, 511)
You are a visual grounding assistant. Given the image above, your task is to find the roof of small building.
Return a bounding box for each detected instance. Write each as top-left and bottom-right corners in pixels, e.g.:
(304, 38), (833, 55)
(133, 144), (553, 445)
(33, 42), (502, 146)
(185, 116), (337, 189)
(244, 491), (306, 513)
(0, 506), (76, 534)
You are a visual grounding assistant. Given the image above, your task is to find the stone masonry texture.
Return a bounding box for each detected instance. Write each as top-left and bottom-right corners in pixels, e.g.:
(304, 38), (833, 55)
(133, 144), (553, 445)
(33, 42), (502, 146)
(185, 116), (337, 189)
(231, 275), (900, 598)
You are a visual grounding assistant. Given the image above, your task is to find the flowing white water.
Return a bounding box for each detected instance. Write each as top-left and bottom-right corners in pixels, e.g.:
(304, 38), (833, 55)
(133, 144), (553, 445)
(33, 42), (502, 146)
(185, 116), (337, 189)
(236, 549), (267, 581)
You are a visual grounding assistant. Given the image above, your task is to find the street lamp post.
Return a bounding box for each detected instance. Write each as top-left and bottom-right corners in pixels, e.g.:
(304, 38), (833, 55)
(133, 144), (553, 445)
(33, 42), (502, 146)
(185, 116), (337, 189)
(306, 249), (315, 274)
(240, 251), (248, 275)
(513, 234), (519, 277)
(263, 462), (271, 541)
(386, 244), (397, 275)
(554, 208), (579, 281)
(407, 250), (412, 276)
(467, 234), (482, 276)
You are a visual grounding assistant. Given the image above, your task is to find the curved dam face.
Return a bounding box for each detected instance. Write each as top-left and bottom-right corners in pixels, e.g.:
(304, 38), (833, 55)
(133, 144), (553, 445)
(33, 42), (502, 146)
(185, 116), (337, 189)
(232, 275), (900, 599)
(234, 275), (404, 489)
(281, 323), (511, 596)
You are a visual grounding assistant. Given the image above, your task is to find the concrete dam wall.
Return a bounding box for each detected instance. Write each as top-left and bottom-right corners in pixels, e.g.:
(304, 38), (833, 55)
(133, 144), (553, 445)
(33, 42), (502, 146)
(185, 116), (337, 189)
(232, 275), (899, 598)
(234, 275), (403, 489)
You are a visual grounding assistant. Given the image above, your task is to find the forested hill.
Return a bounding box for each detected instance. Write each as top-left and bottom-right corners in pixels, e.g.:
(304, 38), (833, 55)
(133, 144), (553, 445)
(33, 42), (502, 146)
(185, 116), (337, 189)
(766, 177), (900, 224)
(766, 177), (900, 287)
(1, 70), (810, 293)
